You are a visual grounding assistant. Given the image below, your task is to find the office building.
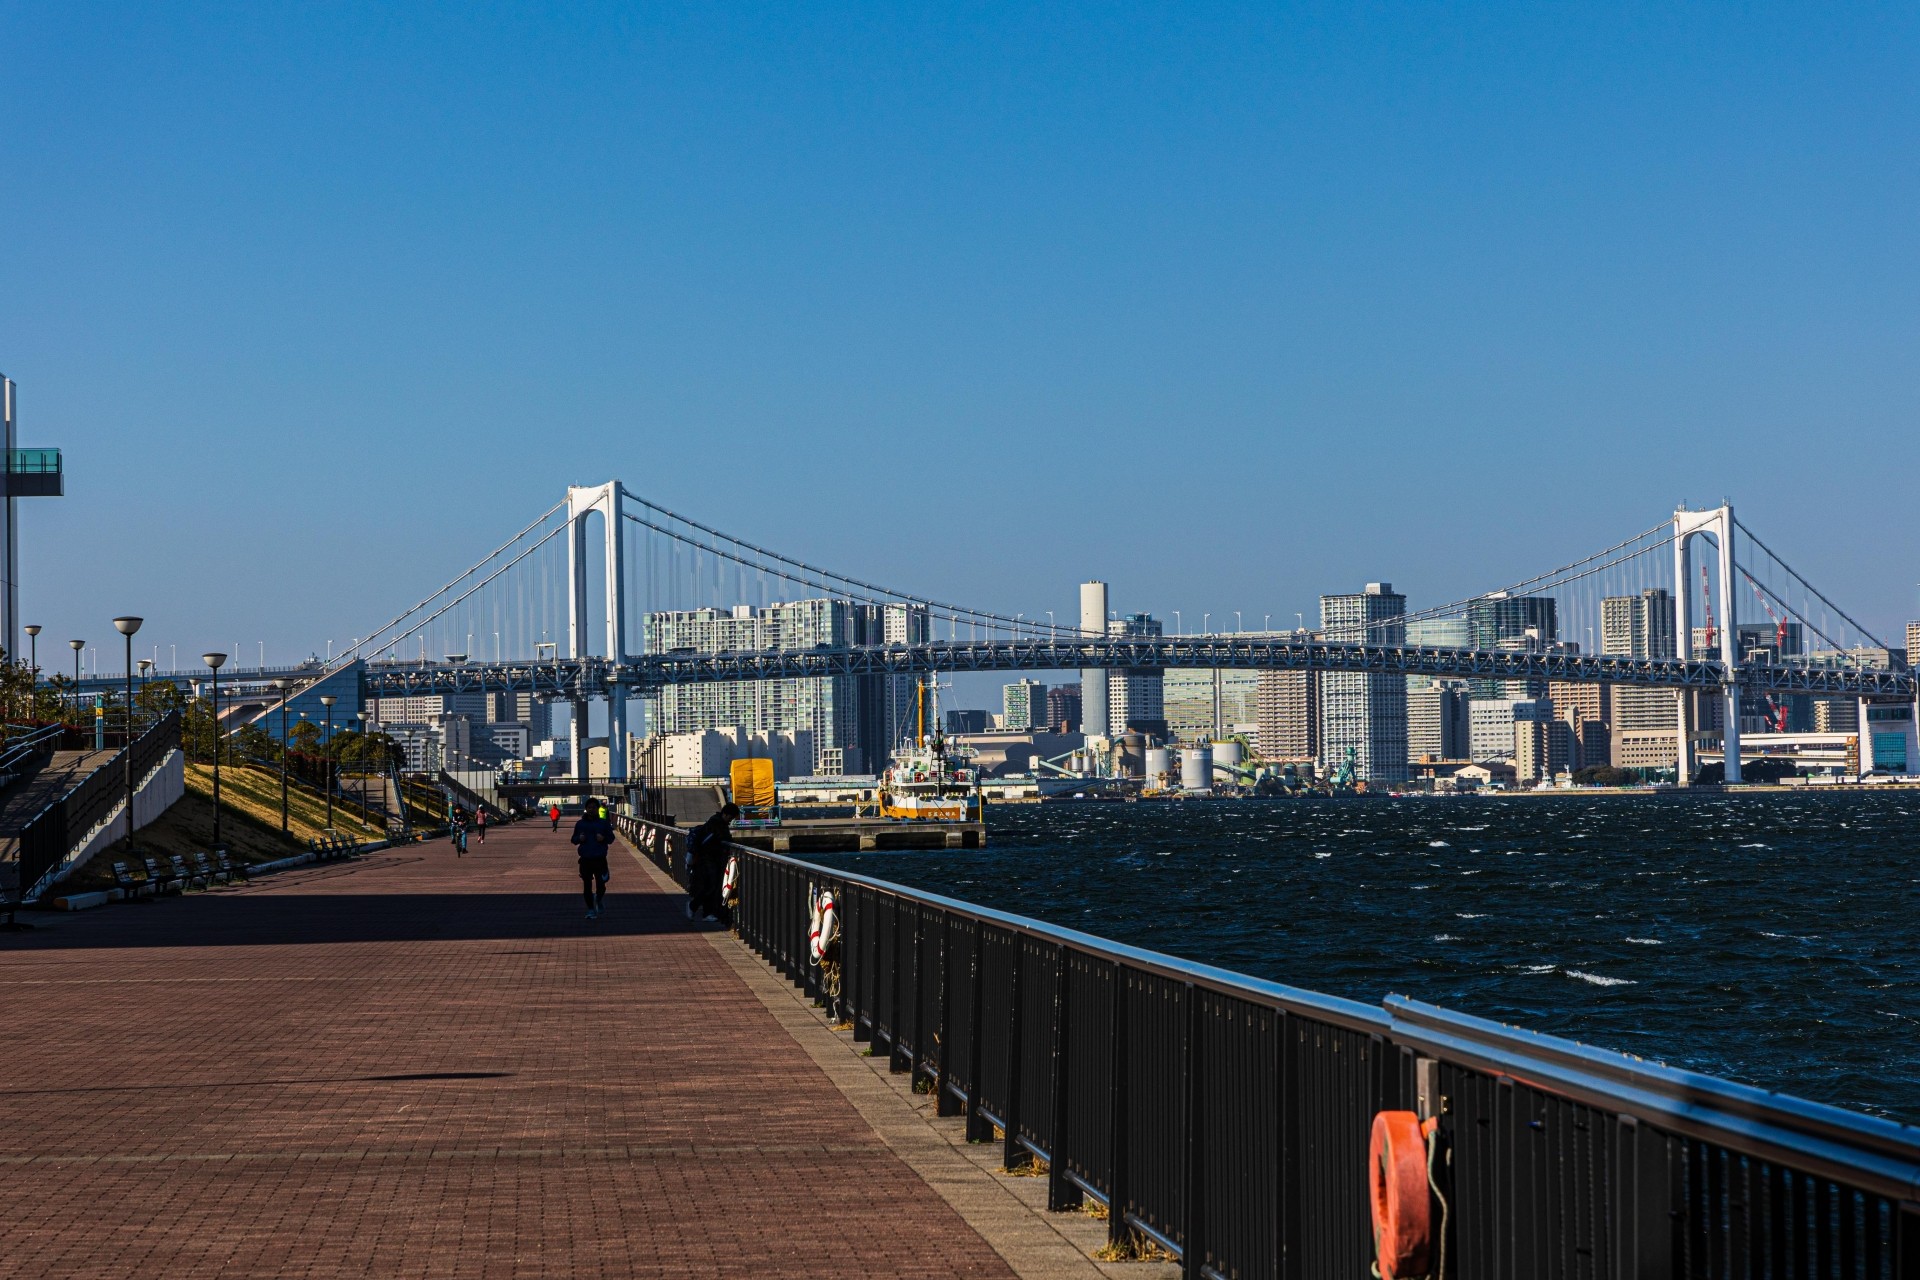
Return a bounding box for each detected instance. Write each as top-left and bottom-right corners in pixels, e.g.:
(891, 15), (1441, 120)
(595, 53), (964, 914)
(645, 598), (924, 775)
(1046, 684), (1082, 733)
(1407, 680), (1469, 761)
(1165, 669), (1259, 742)
(1406, 617), (1470, 649)
(1320, 584), (1408, 782)
(1466, 594), (1557, 697)
(1468, 699), (1518, 763)
(1002, 679), (1048, 732)
(1107, 613), (1166, 738)
(1909, 621), (1920, 671)
(1080, 582), (1110, 739)
(1255, 665), (1317, 761)
(945, 709), (991, 735)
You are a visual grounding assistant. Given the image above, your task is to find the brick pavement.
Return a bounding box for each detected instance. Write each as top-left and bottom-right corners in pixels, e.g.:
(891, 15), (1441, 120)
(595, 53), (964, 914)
(0, 824), (1019, 1278)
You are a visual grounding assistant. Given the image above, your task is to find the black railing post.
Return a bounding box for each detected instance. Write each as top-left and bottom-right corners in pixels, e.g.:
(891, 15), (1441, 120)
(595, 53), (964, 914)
(965, 924), (990, 1142)
(1047, 943), (1077, 1211)
(1108, 959), (1130, 1253)
(1182, 983), (1203, 1278)
(936, 912), (960, 1116)
(1001, 938), (1027, 1170)
(888, 895), (907, 1071)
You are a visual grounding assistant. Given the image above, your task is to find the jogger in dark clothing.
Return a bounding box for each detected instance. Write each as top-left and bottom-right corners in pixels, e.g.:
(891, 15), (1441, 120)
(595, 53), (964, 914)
(684, 803), (739, 923)
(571, 802), (615, 920)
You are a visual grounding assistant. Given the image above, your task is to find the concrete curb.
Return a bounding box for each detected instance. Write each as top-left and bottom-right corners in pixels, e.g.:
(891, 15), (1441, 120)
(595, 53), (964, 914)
(247, 839), (392, 879)
(50, 890), (111, 911)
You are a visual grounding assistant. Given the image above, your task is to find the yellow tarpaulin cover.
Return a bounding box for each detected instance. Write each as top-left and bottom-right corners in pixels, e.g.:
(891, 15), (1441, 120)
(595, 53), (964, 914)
(730, 757), (776, 809)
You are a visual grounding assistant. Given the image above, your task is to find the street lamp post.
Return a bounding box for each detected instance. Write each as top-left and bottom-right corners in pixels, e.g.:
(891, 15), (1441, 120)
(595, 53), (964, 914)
(113, 618), (143, 855)
(319, 695), (336, 830)
(274, 679), (291, 835)
(203, 653), (227, 850)
(355, 711), (373, 828)
(22, 624), (39, 721)
(69, 640), (84, 721)
(136, 658), (152, 732)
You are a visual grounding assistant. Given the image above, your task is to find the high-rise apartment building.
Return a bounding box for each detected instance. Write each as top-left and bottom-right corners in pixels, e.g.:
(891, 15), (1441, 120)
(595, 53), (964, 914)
(1469, 699), (1518, 763)
(1407, 680), (1469, 761)
(1909, 621), (1920, 671)
(644, 598), (925, 775)
(1002, 679), (1047, 732)
(1546, 678), (1611, 769)
(1107, 613), (1166, 737)
(1602, 590), (1679, 763)
(1255, 666), (1317, 761)
(1512, 698), (1573, 783)
(1320, 584), (1408, 782)
(1046, 684), (1082, 733)
(1467, 594), (1558, 698)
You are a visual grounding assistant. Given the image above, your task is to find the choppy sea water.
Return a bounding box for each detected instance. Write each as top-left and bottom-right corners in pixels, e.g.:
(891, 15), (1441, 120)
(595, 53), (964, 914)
(818, 792), (1920, 1123)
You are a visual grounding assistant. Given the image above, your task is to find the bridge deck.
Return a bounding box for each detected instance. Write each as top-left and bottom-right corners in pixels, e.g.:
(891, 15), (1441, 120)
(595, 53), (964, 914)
(0, 826), (1020, 1278)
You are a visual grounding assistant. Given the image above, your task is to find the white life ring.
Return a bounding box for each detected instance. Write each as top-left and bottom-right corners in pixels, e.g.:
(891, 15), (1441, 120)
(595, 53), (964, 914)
(809, 885), (840, 964)
(721, 854), (740, 902)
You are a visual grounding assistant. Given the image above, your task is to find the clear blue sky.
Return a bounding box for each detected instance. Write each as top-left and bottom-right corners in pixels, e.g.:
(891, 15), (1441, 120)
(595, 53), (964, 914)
(5, 3), (1917, 678)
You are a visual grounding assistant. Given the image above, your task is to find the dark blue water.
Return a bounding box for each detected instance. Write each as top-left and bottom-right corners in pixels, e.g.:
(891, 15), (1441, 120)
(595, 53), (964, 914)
(820, 792), (1920, 1123)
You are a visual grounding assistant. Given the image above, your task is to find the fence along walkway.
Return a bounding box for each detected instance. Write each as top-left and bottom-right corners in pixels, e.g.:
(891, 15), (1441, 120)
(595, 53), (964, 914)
(621, 815), (1920, 1280)
(0, 824), (1023, 1279)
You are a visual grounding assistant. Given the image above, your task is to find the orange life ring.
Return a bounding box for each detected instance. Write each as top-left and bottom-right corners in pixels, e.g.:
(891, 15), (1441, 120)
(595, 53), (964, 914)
(1369, 1110), (1435, 1279)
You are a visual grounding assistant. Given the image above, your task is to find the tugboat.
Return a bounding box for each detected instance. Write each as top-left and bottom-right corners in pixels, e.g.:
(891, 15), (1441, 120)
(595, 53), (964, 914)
(878, 676), (983, 822)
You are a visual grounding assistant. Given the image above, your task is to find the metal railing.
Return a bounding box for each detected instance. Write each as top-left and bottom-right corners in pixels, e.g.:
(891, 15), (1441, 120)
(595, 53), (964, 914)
(618, 813), (1920, 1280)
(17, 711), (182, 902)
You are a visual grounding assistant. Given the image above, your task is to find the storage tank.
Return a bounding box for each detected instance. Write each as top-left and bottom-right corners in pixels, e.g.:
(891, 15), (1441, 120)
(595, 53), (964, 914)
(1180, 745), (1213, 792)
(1115, 733), (1147, 778)
(1211, 740), (1244, 776)
(1144, 747), (1172, 786)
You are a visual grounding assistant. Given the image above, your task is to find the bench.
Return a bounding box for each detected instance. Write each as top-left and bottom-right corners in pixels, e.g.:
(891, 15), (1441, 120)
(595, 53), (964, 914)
(169, 854), (207, 891)
(112, 860), (157, 902)
(141, 856), (182, 895)
(192, 852), (227, 886)
(215, 851), (247, 883)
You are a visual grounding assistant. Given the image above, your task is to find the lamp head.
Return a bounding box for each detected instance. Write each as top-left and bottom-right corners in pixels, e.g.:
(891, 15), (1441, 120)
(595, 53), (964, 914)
(273, 679), (290, 691)
(113, 616), (144, 637)
(137, 659), (152, 673)
(23, 625), (39, 637)
(319, 695), (336, 707)
(202, 652), (228, 671)
(69, 639), (84, 652)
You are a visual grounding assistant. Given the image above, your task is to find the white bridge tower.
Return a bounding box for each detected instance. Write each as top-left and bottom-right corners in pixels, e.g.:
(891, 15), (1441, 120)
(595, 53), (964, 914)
(1672, 504), (1741, 785)
(566, 482), (629, 782)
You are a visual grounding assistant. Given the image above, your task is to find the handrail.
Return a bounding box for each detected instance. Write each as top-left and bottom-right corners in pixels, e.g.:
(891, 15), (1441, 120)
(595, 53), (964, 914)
(619, 812), (1920, 1275)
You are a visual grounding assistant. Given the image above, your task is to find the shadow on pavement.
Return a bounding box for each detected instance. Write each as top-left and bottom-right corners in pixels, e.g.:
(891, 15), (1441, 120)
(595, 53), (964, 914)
(0, 889), (708, 950)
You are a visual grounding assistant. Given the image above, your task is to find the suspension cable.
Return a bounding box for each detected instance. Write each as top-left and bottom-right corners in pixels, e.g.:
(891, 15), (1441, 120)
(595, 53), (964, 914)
(1734, 518), (1890, 652)
(621, 507), (1047, 634)
(1383, 520), (1674, 627)
(334, 499), (568, 669)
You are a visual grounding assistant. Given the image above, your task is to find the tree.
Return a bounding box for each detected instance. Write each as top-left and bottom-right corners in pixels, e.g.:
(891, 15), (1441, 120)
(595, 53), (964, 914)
(1572, 764), (1637, 787)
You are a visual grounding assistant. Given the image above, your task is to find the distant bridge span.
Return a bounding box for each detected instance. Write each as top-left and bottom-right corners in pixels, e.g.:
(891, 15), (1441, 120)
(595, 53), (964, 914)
(354, 638), (1919, 700)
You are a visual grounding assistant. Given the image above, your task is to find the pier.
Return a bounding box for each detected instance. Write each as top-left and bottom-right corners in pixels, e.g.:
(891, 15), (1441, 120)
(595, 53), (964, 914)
(0, 823), (1121, 1278)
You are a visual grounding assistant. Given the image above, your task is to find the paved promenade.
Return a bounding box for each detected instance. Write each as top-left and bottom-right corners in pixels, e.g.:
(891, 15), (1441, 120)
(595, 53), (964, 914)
(0, 824), (1022, 1278)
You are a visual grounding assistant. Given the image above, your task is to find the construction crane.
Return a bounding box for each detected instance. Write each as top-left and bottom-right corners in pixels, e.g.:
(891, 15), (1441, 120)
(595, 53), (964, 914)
(1742, 572), (1793, 731)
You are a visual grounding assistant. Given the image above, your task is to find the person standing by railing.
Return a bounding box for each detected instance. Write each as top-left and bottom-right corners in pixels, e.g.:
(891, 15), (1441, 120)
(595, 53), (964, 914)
(684, 803), (738, 923)
(571, 800), (614, 920)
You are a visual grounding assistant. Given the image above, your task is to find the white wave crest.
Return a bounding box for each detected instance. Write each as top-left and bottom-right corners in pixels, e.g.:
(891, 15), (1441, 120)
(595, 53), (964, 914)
(1566, 970), (1636, 987)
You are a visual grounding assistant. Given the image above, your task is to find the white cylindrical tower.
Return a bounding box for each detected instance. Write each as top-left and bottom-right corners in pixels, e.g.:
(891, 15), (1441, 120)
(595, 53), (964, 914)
(1080, 581), (1110, 740)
